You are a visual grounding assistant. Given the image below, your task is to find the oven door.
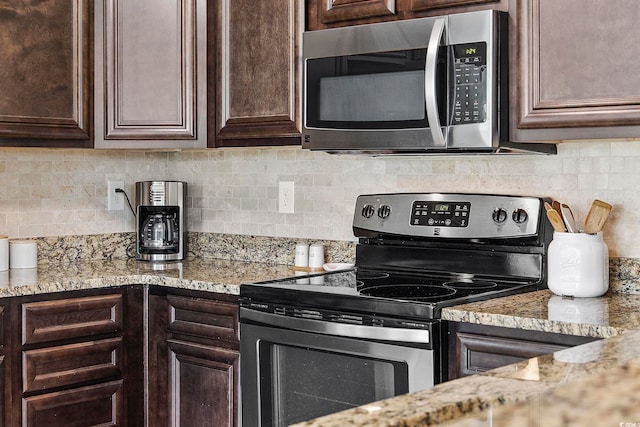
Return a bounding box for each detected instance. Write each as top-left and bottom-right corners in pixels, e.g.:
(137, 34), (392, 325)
(302, 16), (450, 152)
(240, 309), (435, 427)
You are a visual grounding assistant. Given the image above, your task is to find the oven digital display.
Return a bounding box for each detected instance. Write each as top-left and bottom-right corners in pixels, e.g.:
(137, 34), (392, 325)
(410, 201), (470, 227)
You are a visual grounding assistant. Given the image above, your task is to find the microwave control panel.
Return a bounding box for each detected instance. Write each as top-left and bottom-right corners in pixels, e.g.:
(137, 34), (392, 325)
(452, 42), (487, 125)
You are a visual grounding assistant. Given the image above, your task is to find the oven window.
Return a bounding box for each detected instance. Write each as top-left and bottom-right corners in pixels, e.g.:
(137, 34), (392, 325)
(264, 343), (408, 426)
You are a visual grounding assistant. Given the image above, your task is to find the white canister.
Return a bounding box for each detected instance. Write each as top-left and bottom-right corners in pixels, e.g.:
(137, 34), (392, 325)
(547, 232), (609, 298)
(0, 235), (8, 271)
(294, 244), (309, 268)
(308, 244), (325, 269)
(9, 240), (38, 269)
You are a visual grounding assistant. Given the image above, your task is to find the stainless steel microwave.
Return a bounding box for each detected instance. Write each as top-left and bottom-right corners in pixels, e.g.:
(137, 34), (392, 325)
(302, 10), (555, 155)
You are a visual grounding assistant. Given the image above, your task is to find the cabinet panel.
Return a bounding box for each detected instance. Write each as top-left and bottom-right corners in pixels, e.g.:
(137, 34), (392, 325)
(454, 332), (567, 376)
(22, 294), (123, 345)
(0, 0), (92, 146)
(23, 338), (122, 393)
(411, 0), (498, 12)
(212, 0), (303, 147)
(167, 339), (239, 427)
(95, 0), (207, 148)
(22, 380), (123, 427)
(448, 322), (598, 380)
(167, 295), (239, 346)
(318, 0), (396, 24)
(511, 0), (640, 141)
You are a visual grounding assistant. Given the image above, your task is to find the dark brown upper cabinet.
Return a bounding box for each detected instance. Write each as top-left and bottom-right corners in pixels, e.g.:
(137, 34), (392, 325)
(307, 0), (504, 29)
(0, 0), (93, 148)
(94, 0), (208, 149)
(209, 0), (303, 147)
(510, 0), (640, 142)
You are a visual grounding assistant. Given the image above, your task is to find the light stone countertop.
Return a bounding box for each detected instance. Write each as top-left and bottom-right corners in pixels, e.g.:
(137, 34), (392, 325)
(4, 257), (640, 426)
(295, 290), (640, 427)
(0, 257), (295, 298)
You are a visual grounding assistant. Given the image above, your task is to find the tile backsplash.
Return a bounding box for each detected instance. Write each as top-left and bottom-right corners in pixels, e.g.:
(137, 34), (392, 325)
(1, 141), (639, 257)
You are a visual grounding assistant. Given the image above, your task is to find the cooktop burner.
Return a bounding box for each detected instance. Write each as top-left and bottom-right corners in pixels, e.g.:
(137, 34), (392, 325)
(442, 280), (498, 290)
(359, 284), (458, 301)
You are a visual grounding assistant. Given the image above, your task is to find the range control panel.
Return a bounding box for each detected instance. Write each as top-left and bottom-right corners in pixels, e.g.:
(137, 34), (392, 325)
(353, 193), (543, 239)
(411, 201), (471, 227)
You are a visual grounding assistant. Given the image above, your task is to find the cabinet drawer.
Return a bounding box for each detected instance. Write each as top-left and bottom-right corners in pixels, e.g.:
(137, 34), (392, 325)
(23, 337), (123, 393)
(22, 380), (123, 427)
(22, 294), (123, 345)
(167, 295), (239, 344)
(455, 332), (567, 376)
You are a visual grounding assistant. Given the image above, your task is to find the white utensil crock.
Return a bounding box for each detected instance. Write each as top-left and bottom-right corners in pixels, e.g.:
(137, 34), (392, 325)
(548, 232), (609, 298)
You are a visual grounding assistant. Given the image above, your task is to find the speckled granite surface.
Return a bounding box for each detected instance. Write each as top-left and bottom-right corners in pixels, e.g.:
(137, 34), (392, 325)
(439, 331), (640, 427)
(294, 294), (640, 427)
(30, 232), (356, 266)
(6, 232), (640, 426)
(25, 232), (640, 293)
(0, 257), (297, 298)
(442, 290), (640, 338)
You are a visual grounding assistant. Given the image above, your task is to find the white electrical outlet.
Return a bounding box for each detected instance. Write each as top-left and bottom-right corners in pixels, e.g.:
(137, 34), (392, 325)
(278, 181), (295, 214)
(107, 180), (125, 211)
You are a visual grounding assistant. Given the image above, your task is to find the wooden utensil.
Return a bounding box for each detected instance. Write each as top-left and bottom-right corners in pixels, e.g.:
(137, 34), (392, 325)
(584, 199), (612, 234)
(544, 202), (567, 232)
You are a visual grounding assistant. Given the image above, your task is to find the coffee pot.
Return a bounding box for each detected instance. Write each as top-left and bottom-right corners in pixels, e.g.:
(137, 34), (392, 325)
(135, 181), (186, 261)
(141, 213), (179, 249)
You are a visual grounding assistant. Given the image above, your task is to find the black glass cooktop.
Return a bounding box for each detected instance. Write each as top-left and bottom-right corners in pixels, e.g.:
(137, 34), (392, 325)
(240, 267), (540, 320)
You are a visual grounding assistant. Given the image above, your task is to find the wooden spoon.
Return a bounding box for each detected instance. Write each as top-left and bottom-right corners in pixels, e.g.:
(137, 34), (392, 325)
(544, 202), (567, 232)
(583, 199), (612, 234)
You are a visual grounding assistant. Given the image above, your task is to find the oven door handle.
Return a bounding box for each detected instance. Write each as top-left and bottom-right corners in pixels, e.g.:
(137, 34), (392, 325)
(240, 308), (430, 344)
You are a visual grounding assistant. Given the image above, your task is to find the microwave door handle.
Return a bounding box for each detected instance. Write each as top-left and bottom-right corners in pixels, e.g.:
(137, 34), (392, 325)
(425, 18), (447, 148)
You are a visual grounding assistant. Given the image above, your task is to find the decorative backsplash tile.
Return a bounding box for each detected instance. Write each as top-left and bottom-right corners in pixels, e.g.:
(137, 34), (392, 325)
(1, 141), (640, 258)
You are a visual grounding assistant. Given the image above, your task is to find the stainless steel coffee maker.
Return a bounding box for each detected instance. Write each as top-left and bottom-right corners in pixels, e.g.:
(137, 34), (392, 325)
(135, 181), (186, 262)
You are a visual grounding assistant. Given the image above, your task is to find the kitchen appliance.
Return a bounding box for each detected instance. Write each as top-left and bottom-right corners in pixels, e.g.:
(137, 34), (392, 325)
(135, 181), (186, 262)
(302, 10), (555, 155)
(240, 193), (553, 426)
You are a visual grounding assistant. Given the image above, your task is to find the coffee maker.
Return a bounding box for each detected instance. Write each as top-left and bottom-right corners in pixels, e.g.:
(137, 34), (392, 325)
(135, 181), (186, 262)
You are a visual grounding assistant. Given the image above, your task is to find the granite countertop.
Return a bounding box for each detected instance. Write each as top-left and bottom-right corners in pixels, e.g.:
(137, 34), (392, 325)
(295, 290), (640, 427)
(4, 257), (640, 426)
(0, 257), (295, 298)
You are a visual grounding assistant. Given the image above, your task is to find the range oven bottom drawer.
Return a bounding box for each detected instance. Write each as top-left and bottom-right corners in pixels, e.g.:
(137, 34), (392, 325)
(240, 312), (435, 427)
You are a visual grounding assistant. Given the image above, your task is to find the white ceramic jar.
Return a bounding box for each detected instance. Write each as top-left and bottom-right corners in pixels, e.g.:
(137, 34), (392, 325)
(547, 232), (609, 298)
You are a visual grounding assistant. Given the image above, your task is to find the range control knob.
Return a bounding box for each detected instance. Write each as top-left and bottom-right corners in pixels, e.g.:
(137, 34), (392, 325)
(492, 208), (508, 224)
(512, 208), (528, 224)
(362, 204), (375, 218)
(377, 204), (391, 219)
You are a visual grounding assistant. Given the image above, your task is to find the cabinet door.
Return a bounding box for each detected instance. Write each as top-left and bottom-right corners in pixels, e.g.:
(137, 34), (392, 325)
(94, 0), (207, 149)
(22, 380), (123, 427)
(148, 290), (240, 427)
(211, 0), (303, 147)
(167, 340), (240, 427)
(309, 0), (397, 27)
(511, 0), (640, 141)
(0, 0), (92, 147)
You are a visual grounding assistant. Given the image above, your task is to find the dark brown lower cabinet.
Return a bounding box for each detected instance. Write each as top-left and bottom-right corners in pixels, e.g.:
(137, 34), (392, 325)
(0, 285), (239, 426)
(149, 288), (240, 427)
(447, 321), (599, 379)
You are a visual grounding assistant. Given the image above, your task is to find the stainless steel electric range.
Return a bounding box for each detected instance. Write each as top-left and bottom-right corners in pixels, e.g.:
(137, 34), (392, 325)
(240, 193), (553, 427)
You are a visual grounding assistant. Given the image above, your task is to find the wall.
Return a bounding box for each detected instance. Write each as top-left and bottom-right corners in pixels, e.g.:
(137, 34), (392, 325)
(0, 141), (638, 257)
